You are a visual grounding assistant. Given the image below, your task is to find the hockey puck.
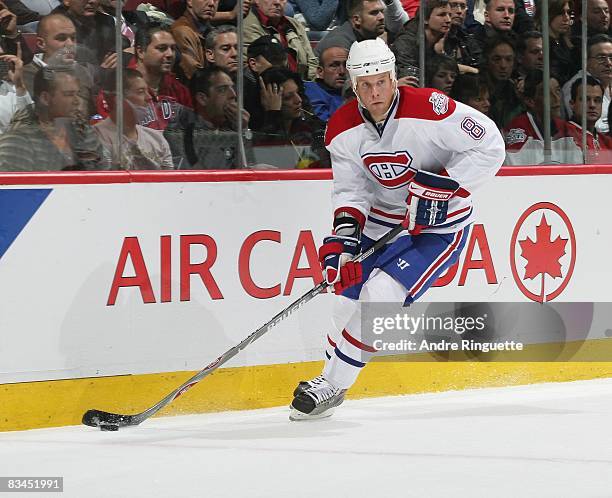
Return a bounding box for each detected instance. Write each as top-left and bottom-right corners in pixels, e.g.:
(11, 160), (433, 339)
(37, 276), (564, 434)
(100, 424), (119, 432)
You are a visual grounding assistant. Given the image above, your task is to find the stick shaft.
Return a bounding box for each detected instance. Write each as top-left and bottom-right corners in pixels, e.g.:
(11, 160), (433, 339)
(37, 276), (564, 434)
(87, 223), (405, 427)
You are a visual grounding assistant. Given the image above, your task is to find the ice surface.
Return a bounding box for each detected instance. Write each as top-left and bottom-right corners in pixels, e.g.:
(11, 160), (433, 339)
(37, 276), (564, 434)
(1, 379), (612, 498)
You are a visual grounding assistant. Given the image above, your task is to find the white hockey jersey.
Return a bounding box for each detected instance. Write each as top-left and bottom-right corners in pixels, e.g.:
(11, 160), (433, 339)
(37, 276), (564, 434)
(325, 86), (505, 240)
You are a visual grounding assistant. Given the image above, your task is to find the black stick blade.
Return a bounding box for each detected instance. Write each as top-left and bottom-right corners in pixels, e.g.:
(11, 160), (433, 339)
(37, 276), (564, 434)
(82, 409), (134, 429)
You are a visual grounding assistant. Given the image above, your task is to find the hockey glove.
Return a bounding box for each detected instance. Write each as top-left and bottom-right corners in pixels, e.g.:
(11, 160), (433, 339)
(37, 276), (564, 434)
(319, 235), (363, 294)
(403, 170), (460, 235)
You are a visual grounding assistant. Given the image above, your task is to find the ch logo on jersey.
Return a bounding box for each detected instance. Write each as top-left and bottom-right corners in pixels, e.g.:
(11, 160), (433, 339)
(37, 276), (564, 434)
(362, 151), (416, 188)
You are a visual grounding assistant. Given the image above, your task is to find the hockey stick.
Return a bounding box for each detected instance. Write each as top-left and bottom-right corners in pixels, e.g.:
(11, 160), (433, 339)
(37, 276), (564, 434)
(82, 222), (405, 430)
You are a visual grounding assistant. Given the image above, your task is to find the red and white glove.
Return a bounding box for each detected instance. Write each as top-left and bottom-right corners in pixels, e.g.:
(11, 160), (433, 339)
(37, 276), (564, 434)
(318, 235), (363, 294)
(403, 170), (460, 235)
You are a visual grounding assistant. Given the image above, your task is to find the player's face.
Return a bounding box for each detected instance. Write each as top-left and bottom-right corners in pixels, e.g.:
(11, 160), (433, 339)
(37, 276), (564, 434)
(449, 0), (468, 26)
(430, 68), (456, 95)
(427, 5), (452, 35)
(64, 0), (99, 17)
(467, 88), (490, 115)
(207, 32), (238, 74)
(520, 37), (543, 71)
(549, 2), (572, 37)
(141, 31), (177, 74)
(487, 42), (514, 81)
(587, 0), (610, 33)
(39, 17), (77, 61)
(354, 0), (386, 37)
(571, 84), (603, 128)
(484, 0), (515, 31)
(188, 0), (218, 22)
(318, 47), (348, 90)
(587, 42), (612, 83)
(355, 72), (395, 121)
(255, 0), (286, 21)
(281, 79), (303, 120)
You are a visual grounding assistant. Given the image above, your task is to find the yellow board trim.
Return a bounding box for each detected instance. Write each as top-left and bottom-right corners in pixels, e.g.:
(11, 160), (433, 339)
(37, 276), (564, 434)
(2, 339), (612, 432)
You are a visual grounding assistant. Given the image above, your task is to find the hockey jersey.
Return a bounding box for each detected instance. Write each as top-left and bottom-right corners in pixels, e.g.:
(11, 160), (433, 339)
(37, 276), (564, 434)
(324, 86), (505, 239)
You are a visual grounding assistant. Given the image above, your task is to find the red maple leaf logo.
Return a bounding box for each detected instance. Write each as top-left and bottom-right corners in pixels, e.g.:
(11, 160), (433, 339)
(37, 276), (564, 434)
(519, 214), (567, 302)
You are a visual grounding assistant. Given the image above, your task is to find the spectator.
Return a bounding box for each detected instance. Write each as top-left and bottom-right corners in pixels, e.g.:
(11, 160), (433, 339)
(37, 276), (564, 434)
(504, 69), (564, 150)
(515, 30), (543, 77)
(134, 26), (193, 129)
(304, 45), (347, 122)
(243, 34), (288, 128)
(0, 1), (34, 61)
(212, 0), (251, 24)
(451, 72), (491, 115)
(449, 0), (467, 26)
(19, 0), (59, 17)
(426, 53), (458, 94)
(482, 0), (534, 35)
(171, 0), (218, 81)
(254, 67), (329, 167)
(392, 0), (452, 76)
(95, 69), (174, 170)
(243, 0), (318, 80)
(562, 75), (612, 162)
(289, 0), (340, 35)
(561, 34), (612, 132)
(23, 13), (95, 116)
(164, 66), (251, 169)
(52, 0), (118, 65)
(383, 0), (410, 34)
(315, 0), (386, 56)
(0, 46), (33, 134)
(469, 0), (535, 53)
(535, 0), (574, 85)
(98, 0), (135, 47)
(483, 0), (516, 33)
(513, 30), (542, 98)
(445, 0), (482, 70)
(583, 0), (610, 36)
(4, 0), (41, 34)
(205, 25), (238, 78)
(482, 35), (522, 128)
(0, 68), (102, 171)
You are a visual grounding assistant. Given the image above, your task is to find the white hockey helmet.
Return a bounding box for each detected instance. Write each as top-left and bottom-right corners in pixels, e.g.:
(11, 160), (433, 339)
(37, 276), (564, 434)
(346, 38), (396, 89)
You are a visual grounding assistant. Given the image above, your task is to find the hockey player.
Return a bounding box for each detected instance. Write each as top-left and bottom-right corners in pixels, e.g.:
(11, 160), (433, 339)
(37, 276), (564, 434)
(289, 38), (505, 420)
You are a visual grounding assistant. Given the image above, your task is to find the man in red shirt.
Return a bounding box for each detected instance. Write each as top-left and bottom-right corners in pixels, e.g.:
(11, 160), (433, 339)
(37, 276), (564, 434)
(134, 26), (193, 130)
(96, 26), (193, 130)
(563, 75), (612, 163)
(504, 69), (565, 150)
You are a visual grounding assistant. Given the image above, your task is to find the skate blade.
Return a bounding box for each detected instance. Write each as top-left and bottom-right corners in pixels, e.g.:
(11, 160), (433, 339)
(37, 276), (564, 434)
(289, 406), (336, 421)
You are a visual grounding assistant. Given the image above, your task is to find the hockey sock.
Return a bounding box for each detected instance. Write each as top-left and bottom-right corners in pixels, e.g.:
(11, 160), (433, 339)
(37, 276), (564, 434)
(324, 270), (408, 389)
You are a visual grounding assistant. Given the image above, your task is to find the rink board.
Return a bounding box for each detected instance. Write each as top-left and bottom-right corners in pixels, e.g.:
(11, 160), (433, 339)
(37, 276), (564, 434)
(1, 167), (612, 431)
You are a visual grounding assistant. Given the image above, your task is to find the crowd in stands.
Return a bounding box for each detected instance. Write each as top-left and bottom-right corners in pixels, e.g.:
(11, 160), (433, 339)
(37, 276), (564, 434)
(0, 0), (610, 171)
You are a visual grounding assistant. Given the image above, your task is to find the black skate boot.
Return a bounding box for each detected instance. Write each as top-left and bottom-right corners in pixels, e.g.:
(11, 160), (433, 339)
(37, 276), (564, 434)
(293, 374), (326, 397)
(289, 378), (346, 421)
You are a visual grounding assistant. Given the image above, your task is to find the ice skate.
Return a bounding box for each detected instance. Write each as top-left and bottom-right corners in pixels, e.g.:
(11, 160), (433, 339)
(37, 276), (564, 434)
(289, 378), (346, 421)
(292, 374), (326, 397)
